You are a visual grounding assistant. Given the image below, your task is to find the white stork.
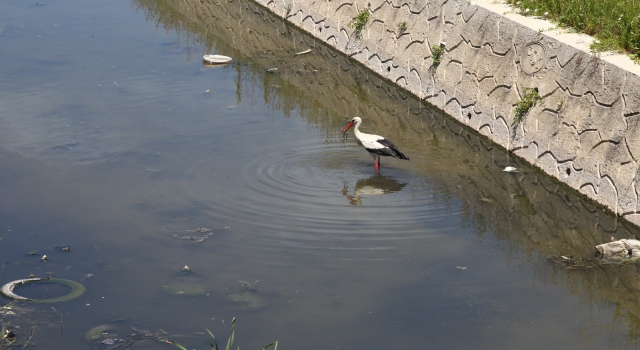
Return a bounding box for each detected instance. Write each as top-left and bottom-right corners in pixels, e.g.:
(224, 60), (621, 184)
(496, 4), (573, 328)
(341, 117), (409, 170)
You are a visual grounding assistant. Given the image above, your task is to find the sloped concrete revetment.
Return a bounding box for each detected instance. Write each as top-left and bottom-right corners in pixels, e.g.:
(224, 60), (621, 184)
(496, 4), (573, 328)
(250, 0), (640, 226)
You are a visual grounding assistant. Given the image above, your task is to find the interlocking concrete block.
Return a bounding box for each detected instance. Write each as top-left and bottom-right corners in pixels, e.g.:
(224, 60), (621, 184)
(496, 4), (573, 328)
(537, 151), (559, 178)
(623, 83), (640, 117)
(551, 123), (581, 162)
(406, 0), (428, 14)
(626, 116), (640, 162)
(624, 213), (640, 227)
(460, 7), (490, 48)
(513, 140), (538, 163)
(597, 175), (618, 212)
(616, 162), (638, 214)
(455, 72), (479, 108)
(530, 108), (559, 148)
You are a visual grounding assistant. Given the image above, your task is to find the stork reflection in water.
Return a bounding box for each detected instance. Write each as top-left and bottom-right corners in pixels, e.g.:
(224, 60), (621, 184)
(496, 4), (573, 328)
(341, 175), (408, 205)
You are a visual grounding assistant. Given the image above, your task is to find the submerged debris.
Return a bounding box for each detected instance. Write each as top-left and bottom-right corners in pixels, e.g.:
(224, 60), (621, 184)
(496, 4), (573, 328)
(86, 322), (175, 349)
(130, 325), (172, 344)
(97, 337), (132, 350)
(548, 255), (597, 269)
(162, 282), (207, 296)
(224, 291), (265, 310)
(223, 280), (265, 310)
(168, 227), (230, 243)
(595, 239), (640, 263)
(239, 280), (259, 292)
(549, 239), (640, 268)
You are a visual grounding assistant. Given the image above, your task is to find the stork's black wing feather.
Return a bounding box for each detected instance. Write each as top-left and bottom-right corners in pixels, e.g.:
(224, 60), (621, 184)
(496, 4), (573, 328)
(375, 139), (409, 160)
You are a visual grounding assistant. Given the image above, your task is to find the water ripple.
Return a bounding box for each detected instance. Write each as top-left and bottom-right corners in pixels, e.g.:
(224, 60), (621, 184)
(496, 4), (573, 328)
(167, 125), (461, 255)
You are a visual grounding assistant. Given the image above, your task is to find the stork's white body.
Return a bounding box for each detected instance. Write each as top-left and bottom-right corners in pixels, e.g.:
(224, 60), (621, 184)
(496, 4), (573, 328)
(341, 117), (409, 170)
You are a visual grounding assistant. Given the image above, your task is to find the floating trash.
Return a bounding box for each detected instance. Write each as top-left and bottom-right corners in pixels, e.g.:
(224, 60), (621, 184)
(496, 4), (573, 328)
(596, 239), (640, 261)
(267, 68), (278, 73)
(455, 266), (467, 270)
(202, 54), (232, 67)
(54, 244), (71, 252)
(1, 277), (85, 303)
(294, 49), (312, 56)
(502, 166), (518, 172)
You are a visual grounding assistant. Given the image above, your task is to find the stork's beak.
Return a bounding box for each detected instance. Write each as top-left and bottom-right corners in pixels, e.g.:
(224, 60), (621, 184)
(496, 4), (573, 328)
(341, 121), (355, 134)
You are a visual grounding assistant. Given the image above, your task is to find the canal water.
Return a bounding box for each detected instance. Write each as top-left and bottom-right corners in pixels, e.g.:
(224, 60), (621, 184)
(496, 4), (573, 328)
(2, 0), (640, 349)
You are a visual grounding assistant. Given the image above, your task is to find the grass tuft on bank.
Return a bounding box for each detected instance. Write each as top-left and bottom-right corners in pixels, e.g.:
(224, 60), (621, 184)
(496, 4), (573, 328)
(505, 0), (640, 62)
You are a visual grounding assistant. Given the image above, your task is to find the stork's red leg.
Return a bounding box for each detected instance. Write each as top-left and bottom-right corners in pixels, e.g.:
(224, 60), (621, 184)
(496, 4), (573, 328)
(374, 157), (380, 170)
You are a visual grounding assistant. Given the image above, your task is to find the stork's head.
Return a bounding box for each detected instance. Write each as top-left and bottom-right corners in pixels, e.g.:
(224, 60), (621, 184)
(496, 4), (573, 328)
(341, 117), (362, 134)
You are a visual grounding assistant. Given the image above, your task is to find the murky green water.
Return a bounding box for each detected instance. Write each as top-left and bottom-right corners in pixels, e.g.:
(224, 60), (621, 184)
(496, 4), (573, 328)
(2, 0), (640, 349)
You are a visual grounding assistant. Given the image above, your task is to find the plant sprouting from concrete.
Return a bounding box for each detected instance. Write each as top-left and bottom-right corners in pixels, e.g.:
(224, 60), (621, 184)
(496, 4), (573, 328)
(284, 4), (292, 17)
(513, 87), (542, 126)
(431, 42), (445, 65)
(397, 21), (407, 34)
(348, 7), (370, 38)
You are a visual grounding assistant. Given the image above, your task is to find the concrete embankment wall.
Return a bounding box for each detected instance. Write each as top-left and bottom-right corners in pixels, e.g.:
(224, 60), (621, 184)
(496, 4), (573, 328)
(248, 0), (640, 226)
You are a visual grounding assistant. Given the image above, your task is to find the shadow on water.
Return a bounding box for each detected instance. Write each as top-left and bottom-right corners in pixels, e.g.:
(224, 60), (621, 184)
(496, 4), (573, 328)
(2, 0), (640, 348)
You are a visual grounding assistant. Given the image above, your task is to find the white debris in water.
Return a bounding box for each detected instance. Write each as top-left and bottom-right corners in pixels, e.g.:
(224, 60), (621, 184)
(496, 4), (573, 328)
(203, 54), (232, 65)
(294, 49), (312, 56)
(502, 166), (518, 172)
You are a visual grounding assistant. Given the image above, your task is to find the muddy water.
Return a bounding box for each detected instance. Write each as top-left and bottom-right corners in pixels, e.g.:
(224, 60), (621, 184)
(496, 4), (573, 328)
(2, 0), (640, 349)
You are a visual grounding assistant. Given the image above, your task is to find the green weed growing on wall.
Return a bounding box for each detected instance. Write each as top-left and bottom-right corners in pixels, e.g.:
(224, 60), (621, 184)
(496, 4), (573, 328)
(348, 8), (370, 38)
(431, 43), (445, 65)
(513, 87), (542, 126)
(397, 21), (407, 34)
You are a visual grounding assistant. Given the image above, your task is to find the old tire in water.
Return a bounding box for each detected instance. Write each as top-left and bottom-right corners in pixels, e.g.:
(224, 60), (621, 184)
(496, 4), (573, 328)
(1, 277), (85, 303)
